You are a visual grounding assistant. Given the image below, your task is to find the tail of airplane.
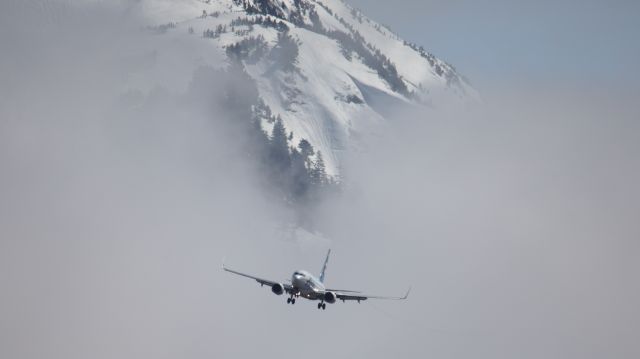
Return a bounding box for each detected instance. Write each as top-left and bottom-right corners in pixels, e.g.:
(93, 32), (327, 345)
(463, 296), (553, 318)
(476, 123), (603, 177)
(319, 249), (331, 283)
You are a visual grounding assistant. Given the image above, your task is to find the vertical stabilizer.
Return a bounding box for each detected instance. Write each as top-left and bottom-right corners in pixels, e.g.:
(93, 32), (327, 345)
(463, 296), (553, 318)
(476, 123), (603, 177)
(319, 249), (331, 283)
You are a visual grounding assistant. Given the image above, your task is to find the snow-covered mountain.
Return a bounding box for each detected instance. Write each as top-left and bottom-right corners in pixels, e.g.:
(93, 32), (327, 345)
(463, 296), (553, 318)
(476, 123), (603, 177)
(127, 0), (477, 176)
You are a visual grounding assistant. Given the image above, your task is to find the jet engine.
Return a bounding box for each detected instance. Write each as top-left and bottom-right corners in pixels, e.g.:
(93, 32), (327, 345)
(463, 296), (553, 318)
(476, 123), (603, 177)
(271, 283), (285, 295)
(323, 291), (337, 304)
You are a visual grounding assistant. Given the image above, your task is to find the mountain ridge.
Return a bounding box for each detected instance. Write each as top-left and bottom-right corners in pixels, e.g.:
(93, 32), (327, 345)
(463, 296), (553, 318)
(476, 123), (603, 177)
(128, 0), (477, 176)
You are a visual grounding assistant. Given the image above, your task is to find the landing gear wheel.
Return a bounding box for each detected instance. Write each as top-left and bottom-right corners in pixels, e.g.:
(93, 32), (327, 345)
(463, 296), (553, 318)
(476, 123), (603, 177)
(322, 303), (326, 310)
(317, 303), (322, 309)
(291, 298), (296, 304)
(287, 298), (291, 304)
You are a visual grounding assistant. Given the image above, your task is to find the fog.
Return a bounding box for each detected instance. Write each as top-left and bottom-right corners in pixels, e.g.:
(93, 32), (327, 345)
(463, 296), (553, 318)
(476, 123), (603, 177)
(323, 93), (640, 358)
(1, 1), (639, 359)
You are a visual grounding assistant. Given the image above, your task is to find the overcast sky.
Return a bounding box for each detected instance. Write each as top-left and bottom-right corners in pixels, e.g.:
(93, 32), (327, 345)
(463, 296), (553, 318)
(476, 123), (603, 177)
(348, 0), (640, 91)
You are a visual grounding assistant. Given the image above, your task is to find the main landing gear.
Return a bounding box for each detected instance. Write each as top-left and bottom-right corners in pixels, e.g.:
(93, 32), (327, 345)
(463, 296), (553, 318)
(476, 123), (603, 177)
(287, 292), (299, 304)
(317, 302), (326, 310)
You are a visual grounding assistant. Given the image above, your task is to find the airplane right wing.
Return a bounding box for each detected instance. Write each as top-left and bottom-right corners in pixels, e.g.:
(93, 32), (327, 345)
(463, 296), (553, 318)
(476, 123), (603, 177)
(222, 261), (294, 293)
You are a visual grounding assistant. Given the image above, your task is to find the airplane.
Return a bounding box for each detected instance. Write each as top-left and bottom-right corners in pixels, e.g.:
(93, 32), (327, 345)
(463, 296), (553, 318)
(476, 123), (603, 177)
(222, 249), (410, 310)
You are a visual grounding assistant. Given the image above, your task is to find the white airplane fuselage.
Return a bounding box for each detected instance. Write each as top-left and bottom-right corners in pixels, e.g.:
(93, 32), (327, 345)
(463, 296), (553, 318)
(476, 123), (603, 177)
(291, 270), (325, 300)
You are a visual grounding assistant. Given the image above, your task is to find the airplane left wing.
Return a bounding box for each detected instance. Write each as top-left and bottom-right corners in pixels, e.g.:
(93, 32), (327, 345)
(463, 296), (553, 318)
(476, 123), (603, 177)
(334, 287), (411, 302)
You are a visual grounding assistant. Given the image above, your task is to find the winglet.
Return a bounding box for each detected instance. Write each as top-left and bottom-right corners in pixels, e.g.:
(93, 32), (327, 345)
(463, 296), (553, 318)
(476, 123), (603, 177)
(221, 256), (227, 271)
(402, 286), (412, 300)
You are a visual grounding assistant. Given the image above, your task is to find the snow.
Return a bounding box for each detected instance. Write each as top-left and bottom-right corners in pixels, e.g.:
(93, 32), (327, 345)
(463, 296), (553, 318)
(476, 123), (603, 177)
(121, 0), (477, 176)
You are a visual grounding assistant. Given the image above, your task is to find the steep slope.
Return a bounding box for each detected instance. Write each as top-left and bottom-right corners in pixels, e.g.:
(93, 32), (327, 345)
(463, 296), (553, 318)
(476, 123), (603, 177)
(127, 0), (477, 176)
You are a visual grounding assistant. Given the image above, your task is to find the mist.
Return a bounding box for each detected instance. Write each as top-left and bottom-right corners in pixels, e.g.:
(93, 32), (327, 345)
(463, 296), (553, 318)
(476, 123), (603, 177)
(320, 91), (640, 358)
(1, 1), (639, 359)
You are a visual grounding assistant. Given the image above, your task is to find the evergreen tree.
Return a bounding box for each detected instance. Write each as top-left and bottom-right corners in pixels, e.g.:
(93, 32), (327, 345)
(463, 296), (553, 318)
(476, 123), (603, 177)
(269, 118), (291, 171)
(290, 147), (310, 199)
(270, 31), (299, 71)
(311, 151), (327, 186)
(297, 139), (314, 167)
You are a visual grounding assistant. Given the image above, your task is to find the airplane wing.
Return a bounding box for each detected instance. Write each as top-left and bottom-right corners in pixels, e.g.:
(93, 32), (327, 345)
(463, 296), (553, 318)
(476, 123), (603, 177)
(334, 287), (411, 302)
(325, 288), (362, 293)
(222, 261), (294, 293)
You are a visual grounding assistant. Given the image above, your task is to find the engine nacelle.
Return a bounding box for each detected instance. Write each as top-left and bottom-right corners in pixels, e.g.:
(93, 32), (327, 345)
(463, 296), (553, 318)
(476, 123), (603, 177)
(271, 283), (285, 295)
(324, 291), (337, 304)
